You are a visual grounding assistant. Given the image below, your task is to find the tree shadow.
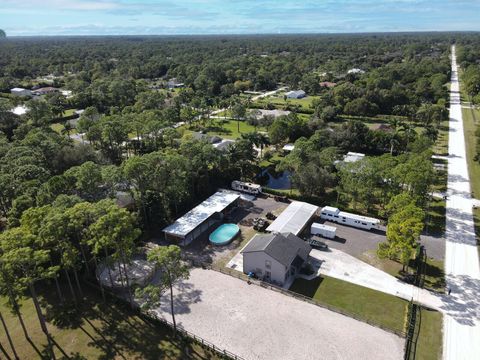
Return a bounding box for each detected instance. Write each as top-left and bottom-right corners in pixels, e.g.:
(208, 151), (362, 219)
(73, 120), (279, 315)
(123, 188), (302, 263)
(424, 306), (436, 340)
(158, 281), (202, 316)
(441, 274), (480, 326)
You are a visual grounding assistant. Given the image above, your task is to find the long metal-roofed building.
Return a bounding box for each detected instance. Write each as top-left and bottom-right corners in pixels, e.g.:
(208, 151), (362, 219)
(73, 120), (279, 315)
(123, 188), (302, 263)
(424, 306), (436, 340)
(163, 190), (240, 246)
(266, 201), (319, 236)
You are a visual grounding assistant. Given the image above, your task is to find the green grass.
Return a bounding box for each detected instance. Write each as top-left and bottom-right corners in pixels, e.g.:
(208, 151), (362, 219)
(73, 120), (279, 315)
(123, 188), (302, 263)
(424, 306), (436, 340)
(360, 251), (445, 293)
(425, 198), (446, 235)
(184, 118), (267, 140)
(432, 119), (450, 156)
(63, 108), (76, 116)
(253, 95), (319, 113)
(415, 309), (443, 360)
(462, 107), (480, 198)
(0, 285), (219, 360)
(50, 122), (78, 135)
(289, 276), (407, 334)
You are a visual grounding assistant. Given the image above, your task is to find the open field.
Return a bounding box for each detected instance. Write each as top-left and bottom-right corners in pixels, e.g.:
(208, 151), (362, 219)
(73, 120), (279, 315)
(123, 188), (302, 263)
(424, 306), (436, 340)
(462, 107), (480, 197)
(415, 308), (443, 360)
(183, 118), (267, 140)
(0, 285), (219, 360)
(289, 275), (408, 334)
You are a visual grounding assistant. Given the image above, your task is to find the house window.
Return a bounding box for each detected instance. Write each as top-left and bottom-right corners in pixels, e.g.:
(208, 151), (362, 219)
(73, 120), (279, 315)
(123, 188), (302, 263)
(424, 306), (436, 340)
(265, 260), (271, 269)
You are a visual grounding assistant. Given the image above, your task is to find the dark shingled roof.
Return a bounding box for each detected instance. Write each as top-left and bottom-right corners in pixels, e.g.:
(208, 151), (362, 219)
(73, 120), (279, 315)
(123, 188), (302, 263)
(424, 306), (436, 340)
(241, 232), (311, 267)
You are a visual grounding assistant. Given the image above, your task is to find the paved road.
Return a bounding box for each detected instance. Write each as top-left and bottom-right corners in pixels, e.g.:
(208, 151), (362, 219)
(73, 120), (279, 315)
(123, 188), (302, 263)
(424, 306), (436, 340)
(443, 45), (480, 360)
(152, 268), (404, 360)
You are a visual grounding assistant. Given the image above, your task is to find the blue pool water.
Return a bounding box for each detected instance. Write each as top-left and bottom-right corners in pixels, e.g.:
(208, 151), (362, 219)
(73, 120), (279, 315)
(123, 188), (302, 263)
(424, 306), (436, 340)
(209, 224), (240, 246)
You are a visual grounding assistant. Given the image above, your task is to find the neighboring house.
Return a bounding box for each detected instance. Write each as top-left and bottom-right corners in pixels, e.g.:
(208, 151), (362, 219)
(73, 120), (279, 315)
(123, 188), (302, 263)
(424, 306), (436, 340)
(251, 109), (291, 119)
(213, 139), (235, 151)
(10, 105), (28, 115)
(167, 78), (185, 89)
(371, 123), (392, 132)
(319, 81), (337, 88)
(343, 152), (365, 163)
(242, 232), (312, 286)
(282, 143), (295, 153)
(32, 87), (59, 96)
(347, 68), (366, 75)
(10, 87), (32, 97)
(285, 90), (306, 99)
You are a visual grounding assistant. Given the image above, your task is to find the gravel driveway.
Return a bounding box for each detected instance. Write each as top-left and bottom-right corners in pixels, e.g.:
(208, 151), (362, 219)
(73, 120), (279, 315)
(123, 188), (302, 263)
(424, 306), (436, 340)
(153, 268), (404, 360)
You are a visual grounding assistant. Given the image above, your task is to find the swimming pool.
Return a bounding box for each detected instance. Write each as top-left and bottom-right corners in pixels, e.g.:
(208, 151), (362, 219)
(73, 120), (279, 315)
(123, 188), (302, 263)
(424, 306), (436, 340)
(209, 223), (240, 246)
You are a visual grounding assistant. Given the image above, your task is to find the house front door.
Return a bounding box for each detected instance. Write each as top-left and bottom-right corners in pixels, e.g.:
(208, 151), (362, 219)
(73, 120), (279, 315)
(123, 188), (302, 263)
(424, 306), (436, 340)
(265, 271), (271, 281)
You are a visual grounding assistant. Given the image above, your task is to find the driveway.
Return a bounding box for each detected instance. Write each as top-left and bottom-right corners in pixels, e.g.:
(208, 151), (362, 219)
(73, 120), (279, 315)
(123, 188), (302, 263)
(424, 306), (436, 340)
(308, 248), (444, 311)
(319, 220), (445, 260)
(443, 45), (480, 360)
(152, 268), (404, 360)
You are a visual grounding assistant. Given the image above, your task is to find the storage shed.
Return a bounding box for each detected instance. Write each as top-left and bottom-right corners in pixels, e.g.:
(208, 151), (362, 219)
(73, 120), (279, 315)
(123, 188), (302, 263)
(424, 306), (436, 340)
(163, 191), (240, 246)
(266, 201), (318, 236)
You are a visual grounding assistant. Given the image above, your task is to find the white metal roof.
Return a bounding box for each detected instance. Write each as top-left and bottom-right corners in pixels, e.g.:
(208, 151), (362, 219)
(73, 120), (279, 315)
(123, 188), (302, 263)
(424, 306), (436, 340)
(266, 201), (318, 236)
(11, 87), (26, 92)
(282, 143), (295, 152)
(321, 206), (340, 214)
(163, 191), (240, 237)
(344, 152), (365, 163)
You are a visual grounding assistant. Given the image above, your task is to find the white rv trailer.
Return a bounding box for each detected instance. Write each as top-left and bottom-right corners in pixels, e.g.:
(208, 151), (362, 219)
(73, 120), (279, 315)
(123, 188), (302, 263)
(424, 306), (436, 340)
(231, 180), (262, 195)
(310, 223), (336, 239)
(320, 206), (380, 231)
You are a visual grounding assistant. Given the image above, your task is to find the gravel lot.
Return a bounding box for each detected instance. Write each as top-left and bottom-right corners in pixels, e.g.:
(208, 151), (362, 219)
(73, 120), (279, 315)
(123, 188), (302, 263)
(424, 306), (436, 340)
(153, 268), (404, 360)
(317, 220), (445, 260)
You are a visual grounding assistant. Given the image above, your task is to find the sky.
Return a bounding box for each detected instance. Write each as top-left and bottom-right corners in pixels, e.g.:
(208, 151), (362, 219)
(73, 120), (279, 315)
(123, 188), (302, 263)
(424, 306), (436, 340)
(1, 0), (480, 36)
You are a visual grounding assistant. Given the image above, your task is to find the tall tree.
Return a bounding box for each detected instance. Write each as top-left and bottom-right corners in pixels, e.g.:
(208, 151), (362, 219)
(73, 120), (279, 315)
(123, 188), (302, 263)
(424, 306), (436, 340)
(146, 245), (189, 334)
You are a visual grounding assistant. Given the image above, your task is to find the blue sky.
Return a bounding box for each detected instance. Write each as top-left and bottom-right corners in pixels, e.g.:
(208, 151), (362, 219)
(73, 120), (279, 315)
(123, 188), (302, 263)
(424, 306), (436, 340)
(1, 0), (480, 36)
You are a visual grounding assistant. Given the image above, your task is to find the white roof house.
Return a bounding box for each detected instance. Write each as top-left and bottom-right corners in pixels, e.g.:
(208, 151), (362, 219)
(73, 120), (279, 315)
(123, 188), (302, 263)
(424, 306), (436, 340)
(252, 109), (291, 119)
(10, 88), (32, 97)
(343, 152), (365, 163)
(285, 90), (306, 99)
(282, 143), (295, 152)
(163, 191), (240, 245)
(347, 68), (366, 74)
(213, 139), (235, 151)
(266, 201), (319, 236)
(10, 105), (28, 115)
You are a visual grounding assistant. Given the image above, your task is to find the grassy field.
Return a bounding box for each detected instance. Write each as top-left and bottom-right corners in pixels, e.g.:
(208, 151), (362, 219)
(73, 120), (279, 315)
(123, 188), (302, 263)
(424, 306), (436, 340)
(462, 107), (480, 198)
(425, 198), (446, 235)
(289, 275), (407, 334)
(415, 308), (443, 360)
(432, 119), (450, 156)
(183, 118), (267, 140)
(253, 95), (319, 113)
(0, 285), (220, 360)
(360, 251), (445, 293)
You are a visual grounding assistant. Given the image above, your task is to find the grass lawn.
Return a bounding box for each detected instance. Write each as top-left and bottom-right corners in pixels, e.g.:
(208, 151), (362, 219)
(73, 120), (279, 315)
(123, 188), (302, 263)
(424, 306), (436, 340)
(432, 119), (450, 156)
(50, 122), (78, 136)
(360, 251), (445, 293)
(425, 198), (446, 235)
(183, 119), (267, 140)
(253, 95), (319, 113)
(415, 308), (443, 360)
(289, 276), (407, 334)
(0, 285), (219, 360)
(462, 107), (480, 198)
(64, 108), (76, 116)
